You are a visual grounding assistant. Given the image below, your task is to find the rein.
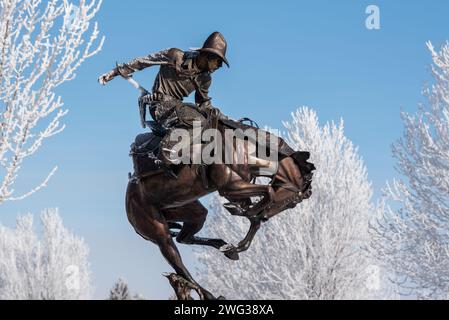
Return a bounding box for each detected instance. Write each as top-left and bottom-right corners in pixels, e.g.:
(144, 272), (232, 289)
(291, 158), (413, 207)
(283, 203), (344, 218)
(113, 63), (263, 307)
(238, 117), (259, 129)
(257, 178), (312, 221)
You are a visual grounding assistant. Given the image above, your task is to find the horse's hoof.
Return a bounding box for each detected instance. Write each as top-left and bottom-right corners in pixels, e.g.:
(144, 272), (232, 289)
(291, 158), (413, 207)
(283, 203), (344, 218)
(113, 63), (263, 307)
(223, 203), (245, 216)
(219, 244), (239, 260)
(219, 244), (234, 252)
(202, 291), (217, 300)
(224, 250), (239, 260)
(217, 295), (226, 300)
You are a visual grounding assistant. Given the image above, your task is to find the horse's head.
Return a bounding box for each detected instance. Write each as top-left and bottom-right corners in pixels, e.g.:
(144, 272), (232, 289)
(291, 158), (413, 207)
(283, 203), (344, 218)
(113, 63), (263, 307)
(261, 151), (315, 221)
(211, 116), (315, 221)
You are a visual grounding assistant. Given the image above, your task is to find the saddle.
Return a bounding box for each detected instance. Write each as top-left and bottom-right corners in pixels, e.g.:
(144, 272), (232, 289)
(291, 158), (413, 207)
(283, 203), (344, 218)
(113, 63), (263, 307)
(130, 132), (164, 180)
(129, 104), (210, 182)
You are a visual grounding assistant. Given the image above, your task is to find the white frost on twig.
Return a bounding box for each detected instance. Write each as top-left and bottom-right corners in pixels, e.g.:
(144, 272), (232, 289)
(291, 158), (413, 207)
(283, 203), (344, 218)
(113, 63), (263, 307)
(0, 0), (105, 203)
(370, 41), (449, 299)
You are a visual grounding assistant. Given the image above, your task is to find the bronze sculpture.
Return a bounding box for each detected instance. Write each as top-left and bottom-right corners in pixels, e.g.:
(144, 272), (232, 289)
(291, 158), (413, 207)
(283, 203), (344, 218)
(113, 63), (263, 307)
(99, 32), (315, 300)
(98, 33), (226, 135)
(99, 31), (230, 181)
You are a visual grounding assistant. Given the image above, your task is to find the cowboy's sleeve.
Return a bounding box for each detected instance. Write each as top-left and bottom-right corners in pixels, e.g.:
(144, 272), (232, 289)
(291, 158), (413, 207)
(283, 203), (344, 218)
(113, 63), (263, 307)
(113, 48), (172, 77)
(195, 73), (212, 107)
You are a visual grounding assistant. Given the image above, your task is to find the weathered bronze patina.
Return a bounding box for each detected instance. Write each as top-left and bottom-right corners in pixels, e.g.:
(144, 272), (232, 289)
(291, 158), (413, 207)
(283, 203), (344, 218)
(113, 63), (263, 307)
(99, 32), (315, 300)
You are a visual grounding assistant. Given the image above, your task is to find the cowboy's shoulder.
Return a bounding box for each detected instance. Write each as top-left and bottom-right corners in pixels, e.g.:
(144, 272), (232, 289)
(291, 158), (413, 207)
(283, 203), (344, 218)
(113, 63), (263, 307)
(164, 48), (185, 63)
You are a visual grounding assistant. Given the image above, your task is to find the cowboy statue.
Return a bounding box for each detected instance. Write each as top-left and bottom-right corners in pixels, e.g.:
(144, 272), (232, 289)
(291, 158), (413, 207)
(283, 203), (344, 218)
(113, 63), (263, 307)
(98, 31), (229, 182)
(98, 31), (316, 300)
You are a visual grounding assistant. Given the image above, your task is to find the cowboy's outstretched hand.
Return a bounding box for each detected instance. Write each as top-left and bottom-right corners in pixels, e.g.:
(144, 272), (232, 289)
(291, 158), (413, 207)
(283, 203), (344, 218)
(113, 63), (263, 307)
(98, 70), (115, 85)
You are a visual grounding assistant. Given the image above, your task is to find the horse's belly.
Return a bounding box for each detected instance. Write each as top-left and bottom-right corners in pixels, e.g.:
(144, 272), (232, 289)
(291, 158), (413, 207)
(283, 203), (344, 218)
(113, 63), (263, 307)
(154, 166), (213, 209)
(160, 188), (211, 209)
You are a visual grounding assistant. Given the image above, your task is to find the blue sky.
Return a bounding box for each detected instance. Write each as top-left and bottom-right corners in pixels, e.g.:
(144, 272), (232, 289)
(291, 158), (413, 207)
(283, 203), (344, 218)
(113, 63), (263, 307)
(1, 0), (449, 299)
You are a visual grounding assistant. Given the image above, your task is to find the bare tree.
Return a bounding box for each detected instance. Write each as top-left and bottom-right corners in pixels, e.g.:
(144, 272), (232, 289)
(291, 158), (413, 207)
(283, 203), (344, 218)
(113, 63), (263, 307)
(109, 278), (131, 300)
(194, 107), (377, 299)
(0, 208), (92, 299)
(370, 41), (449, 299)
(108, 278), (147, 300)
(0, 0), (104, 203)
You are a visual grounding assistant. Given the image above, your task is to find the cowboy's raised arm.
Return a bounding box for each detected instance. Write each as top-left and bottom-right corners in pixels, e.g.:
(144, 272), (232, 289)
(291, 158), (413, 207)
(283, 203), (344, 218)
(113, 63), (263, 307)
(98, 49), (172, 85)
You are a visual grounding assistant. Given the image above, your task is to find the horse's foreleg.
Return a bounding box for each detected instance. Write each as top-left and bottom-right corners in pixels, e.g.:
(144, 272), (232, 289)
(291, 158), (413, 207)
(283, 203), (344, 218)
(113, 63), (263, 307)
(217, 181), (272, 257)
(220, 180), (275, 217)
(236, 217), (261, 253)
(220, 217), (262, 256)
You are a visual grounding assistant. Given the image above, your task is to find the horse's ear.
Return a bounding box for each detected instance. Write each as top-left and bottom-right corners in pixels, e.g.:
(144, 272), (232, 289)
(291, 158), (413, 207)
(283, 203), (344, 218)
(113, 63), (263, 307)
(291, 151), (316, 175)
(294, 151), (310, 162)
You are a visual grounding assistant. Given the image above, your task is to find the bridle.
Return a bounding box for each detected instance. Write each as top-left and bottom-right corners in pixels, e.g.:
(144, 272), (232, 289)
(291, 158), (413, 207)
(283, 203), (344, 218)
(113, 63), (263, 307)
(256, 173), (313, 221)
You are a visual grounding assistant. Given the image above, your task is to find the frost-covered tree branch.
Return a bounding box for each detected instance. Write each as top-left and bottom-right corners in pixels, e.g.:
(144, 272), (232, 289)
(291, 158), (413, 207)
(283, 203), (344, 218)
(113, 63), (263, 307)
(195, 108), (380, 299)
(0, 208), (92, 299)
(370, 41), (449, 299)
(0, 0), (105, 203)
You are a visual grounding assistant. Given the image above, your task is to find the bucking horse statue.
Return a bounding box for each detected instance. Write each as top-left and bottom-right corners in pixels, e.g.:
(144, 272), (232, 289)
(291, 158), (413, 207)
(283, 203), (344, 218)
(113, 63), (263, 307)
(98, 32), (315, 300)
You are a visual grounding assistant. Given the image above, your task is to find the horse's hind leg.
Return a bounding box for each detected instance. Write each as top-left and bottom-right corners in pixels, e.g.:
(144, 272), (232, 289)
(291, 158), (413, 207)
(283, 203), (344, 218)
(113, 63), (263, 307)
(156, 234), (216, 299)
(164, 201), (208, 245)
(162, 201), (236, 259)
(126, 188), (215, 299)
